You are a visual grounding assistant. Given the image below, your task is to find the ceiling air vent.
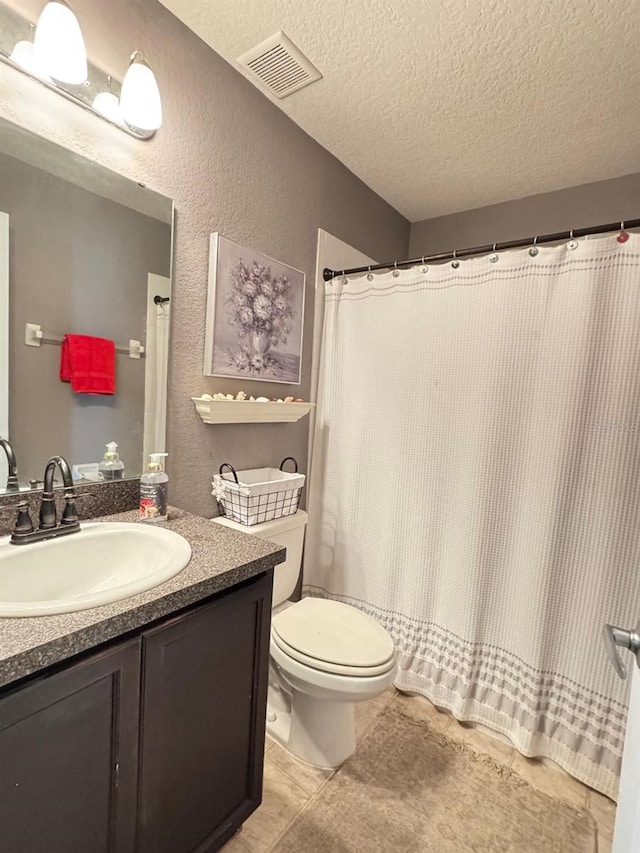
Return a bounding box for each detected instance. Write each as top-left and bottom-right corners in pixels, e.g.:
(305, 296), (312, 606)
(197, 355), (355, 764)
(237, 31), (322, 99)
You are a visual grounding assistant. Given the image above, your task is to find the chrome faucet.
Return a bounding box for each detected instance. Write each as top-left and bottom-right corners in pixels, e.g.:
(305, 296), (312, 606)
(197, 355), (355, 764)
(7, 455), (92, 546)
(0, 437), (19, 492)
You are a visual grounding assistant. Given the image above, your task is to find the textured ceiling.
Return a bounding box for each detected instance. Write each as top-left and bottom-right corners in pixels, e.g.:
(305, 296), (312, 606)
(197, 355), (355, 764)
(159, 0), (640, 221)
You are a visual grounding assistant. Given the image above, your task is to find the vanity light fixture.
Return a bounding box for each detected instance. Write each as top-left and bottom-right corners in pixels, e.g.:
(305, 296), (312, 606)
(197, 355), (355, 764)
(120, 51), (163, 132)
(10, 39), (34, 68)
(0, 1), (162, 140)
(34, 1), (87, 85)
(92, 77), (123, 124)
(10, 38), (49, 80)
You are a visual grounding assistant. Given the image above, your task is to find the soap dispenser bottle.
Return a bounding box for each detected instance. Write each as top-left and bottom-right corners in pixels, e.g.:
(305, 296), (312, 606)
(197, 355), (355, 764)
(98, 441), (125, 481)
(140, 452), (169, 522)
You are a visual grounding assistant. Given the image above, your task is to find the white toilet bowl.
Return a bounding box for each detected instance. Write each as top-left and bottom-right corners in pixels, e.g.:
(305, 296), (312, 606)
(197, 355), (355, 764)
(269, 597), (397, 768)
(212, 510), (397, 769)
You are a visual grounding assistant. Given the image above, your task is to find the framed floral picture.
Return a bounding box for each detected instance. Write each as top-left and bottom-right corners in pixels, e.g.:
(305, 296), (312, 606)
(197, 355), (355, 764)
(204, 234), (305, 384)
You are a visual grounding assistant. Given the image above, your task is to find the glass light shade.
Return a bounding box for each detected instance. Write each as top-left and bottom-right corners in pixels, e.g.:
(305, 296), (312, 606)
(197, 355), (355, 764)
(120, 53), (162, 132)
(93, 91), (123, 124)
(10, 40), (50, 80)
(34, 1), (87, 85)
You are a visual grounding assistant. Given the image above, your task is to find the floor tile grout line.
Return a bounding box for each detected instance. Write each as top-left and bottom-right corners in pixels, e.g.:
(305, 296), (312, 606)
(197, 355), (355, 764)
(357, 712), (382, 740)
(223, 828), (253, 853)
(264, 763), (340, 853)
(264, 753), (318, 798)
(240, 755), (316, 853)
(235, 834), (253, 853)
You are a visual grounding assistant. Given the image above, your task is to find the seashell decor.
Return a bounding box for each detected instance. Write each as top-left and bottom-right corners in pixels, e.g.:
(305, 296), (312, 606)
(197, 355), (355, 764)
(192, 393), (313, 424)
(199, 391), (306, 403)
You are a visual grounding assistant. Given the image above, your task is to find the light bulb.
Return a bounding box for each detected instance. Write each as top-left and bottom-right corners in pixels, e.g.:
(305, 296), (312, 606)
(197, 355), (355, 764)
(93, 91), (123, 124)
(120, 51), (162, 132)
(10, 40), (51, 80)
(34, 1), (87, 85)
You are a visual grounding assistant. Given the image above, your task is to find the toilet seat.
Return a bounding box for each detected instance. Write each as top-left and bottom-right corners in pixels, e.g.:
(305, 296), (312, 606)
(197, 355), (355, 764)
(272, 598), (396, 677)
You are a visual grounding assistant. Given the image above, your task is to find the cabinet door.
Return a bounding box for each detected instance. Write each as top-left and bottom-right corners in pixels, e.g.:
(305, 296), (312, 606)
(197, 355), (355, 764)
(138, 573), (272, 853)
(0, 639), (140, 853)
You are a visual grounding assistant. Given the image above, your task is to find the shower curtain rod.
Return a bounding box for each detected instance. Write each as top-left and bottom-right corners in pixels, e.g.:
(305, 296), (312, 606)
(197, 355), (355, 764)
(322, 217), (640, 281)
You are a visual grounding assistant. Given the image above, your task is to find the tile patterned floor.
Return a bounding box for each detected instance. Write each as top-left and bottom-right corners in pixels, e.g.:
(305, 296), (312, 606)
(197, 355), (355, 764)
(223, 688), (617, 853)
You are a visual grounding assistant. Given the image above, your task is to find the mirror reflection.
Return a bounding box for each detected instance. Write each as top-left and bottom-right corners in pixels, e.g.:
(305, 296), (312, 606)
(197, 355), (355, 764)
(0, 118), (173, 493)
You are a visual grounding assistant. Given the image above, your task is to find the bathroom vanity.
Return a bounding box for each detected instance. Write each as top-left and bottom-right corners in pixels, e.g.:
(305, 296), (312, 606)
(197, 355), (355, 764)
(0, 509), (284, 853)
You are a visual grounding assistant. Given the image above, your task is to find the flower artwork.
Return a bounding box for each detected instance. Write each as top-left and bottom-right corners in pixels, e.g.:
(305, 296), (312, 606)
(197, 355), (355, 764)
(227, 260), (294, 373)
(204, 234), (305, 384)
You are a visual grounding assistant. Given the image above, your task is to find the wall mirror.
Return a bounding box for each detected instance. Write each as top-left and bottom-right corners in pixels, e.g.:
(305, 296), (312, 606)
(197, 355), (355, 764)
(0, 116), (174, 494)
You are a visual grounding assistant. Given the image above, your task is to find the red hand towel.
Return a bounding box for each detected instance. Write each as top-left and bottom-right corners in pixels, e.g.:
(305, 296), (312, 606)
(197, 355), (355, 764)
(60, 334), (116, 395)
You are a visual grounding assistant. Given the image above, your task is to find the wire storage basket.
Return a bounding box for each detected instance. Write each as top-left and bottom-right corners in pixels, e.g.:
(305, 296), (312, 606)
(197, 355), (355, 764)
(212, 457), (305, 526)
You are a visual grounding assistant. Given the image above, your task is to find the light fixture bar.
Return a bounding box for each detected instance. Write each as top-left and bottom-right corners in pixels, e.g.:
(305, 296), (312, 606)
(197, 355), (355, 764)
(0, 2), (156, 140)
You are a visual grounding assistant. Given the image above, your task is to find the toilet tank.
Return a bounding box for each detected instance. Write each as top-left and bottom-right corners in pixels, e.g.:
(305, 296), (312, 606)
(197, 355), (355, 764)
(212, 510), (308, 606)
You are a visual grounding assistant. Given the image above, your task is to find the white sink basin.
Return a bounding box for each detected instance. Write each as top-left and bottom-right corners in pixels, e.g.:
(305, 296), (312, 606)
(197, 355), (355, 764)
(0, 522), (192, 617)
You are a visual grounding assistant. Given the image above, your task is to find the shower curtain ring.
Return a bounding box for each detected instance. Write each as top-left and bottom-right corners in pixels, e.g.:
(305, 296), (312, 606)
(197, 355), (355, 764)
(421, 255), (428, 273)
(367, 265), (373, 281)
(529, 235), (539, 257)
(451, 250), (460, 269)
(392, 261), (400, 278)
(568, 229), (578, 250)
(618, 220), (630, 244)
(489, 243), (499, 263)
(340, 269), (348, 285)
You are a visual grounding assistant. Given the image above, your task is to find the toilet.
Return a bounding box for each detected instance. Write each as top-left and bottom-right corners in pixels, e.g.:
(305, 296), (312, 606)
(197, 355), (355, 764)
(213, 509), (397, 768)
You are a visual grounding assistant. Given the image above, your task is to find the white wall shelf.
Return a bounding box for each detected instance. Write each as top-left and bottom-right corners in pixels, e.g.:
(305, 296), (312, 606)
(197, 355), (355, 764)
(192, 397), (314, 424)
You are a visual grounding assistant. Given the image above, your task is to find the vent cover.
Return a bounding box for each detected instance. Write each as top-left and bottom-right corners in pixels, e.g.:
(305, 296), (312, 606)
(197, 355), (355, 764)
(237, 31), (322, 99)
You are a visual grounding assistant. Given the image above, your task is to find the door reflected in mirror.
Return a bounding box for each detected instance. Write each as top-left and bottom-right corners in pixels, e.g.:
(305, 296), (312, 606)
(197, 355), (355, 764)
(0, 117), (173, 493)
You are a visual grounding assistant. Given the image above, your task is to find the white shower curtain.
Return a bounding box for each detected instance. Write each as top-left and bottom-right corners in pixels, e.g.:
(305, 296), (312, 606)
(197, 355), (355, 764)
(304, 232), (640, 798)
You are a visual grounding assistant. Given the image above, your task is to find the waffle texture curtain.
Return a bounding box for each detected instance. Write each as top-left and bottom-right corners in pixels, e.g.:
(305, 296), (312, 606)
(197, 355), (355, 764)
(304, 233), (640, 798)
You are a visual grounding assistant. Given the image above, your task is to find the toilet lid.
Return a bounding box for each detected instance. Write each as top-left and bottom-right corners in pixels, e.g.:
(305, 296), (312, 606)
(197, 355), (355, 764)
(272, 598), (395, 673)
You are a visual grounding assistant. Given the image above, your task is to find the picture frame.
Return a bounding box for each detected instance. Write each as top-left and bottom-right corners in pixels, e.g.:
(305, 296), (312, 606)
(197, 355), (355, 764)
(203, 233), (305, 384)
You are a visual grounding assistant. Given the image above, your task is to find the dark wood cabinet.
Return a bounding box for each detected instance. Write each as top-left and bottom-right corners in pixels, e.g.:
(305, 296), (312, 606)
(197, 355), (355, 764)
(0, 572), (272, 853)
(137, 576), (271, 853)
(0, 639), (140, 853)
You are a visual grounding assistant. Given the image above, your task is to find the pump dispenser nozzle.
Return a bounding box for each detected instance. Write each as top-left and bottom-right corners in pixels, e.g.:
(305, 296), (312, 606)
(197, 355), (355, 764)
(147, 452), (168, 473)
(98, 441), (124, 480)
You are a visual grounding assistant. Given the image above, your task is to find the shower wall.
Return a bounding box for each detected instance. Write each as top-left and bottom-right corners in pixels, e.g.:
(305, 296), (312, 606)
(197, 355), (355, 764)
(409, 172), (640, 256)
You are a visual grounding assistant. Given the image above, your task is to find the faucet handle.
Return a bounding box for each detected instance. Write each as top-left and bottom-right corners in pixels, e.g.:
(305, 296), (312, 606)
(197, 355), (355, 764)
(65, 492), (96, 505)
(0, 501), (33, 535)
(61, 492), (95, 526)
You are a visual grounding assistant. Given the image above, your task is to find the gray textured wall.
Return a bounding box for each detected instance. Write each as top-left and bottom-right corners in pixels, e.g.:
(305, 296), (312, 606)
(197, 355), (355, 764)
(409, 173), (640, 257)
(1, 150), (170, 482)
(0, 0), (410, 514)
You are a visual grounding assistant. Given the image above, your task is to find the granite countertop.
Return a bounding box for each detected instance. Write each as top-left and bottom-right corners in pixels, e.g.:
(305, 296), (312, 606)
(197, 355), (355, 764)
(0, 507), (285, 689)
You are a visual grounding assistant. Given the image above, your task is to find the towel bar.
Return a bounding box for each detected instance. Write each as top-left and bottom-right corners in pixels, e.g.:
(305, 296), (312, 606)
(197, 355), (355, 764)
(24, 323), (145, 359)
